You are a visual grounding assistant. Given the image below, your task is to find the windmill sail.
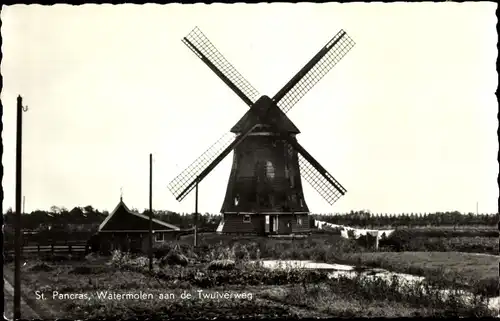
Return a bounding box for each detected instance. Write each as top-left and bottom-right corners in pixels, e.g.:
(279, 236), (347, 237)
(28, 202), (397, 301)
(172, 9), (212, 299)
(170, 26), (353, 209)
(183, 27), (260, 106)
(168, 124), (260, 201)
(168, 132), (235, 200)
(298, 154), (346, 206)
(284, 141), (346, 205)
(273, 30), (355, 114)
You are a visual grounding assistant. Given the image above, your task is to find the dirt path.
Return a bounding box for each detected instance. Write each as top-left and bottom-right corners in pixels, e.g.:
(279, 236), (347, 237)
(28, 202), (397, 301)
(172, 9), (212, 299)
(3, 277), (39, 320)
(3, 264), (57, 320)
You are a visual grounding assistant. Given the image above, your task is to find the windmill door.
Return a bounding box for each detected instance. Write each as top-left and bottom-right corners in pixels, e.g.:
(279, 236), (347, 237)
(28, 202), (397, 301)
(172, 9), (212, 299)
(283, 218), (292, 235)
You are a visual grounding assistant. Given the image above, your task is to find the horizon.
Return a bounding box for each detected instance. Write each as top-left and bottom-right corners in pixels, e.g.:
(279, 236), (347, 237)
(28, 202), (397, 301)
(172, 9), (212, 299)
(2, 203), (497, 217)
(1, 3), (498, 215)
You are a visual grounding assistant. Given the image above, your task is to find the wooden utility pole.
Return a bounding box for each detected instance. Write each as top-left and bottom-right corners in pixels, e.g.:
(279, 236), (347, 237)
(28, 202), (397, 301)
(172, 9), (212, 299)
(148, 154), (153, 271)
(194, 178), (199, 247)
(1, 209), (5, 320)
(1, 108), (8, 320)
(14, 95), (28, 320)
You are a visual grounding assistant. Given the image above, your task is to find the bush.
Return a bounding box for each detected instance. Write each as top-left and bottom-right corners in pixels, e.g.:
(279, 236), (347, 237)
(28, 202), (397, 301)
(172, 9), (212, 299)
(41, 254), (72, 262)
(153, 243), (176, 258)
(379, 230), (412, 251)
(207, 259), (236, 271)
(161, 252), (189, 267)
(316, 225), (343, 235)
(234, 244), (251, 261)
(29, 262), (54, 272)
(379, 230), (498, 254)
(69, 265), (110, 275)
(274, 273), (494, 317)
(152, 265), (330, 288)
(178, 233), (366, 262)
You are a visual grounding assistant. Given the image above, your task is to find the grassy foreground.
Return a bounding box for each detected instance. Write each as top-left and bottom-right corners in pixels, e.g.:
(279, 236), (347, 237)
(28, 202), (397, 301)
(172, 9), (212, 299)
(337, 251), (499, 296)
(7, 248), (497, 319)
(176, 233), (498, 296)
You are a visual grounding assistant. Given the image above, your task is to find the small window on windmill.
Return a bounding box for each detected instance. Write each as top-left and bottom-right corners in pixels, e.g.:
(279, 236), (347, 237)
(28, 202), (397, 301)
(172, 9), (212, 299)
(234, 195), (239, 206)
(269, 195), (275, 207)
(265, 161), (275, 179)
(299, 198), (304, 207)
(243, 215), (251, 223)
(284, 166), (289, 179)
(297, 217), (303, 226)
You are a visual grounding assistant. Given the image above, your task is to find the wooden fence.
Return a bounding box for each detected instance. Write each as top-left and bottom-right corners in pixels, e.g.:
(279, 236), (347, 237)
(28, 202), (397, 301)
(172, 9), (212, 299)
(4, 242), (88, 256)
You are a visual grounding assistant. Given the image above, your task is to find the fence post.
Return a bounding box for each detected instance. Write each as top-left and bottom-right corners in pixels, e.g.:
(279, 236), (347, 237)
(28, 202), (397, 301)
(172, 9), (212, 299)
(37, 244), (40, 254)
(51, 244), (54, 254)
(69, 245), (72, 255)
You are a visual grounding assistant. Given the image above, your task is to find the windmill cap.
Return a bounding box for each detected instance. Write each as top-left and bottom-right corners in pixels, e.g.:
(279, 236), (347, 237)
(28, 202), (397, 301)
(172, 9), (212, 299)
(230, 95), (301, 134)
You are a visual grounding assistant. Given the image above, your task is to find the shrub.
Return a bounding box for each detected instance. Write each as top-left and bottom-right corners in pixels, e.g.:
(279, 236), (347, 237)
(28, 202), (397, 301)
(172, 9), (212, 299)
(272, 273), (494, 318)
(378, 231), (498, 254)
(207, 259), (236, 271)
(40, 254), (73, 262)
(233, 244), (251, 261)
(161, 252), (189, 267)
(324, 273), (492, 317)
(69, 266), (110, 275)
(150, 265), (330, 289)
(379, 230), (413, 251)
(29, 262), (54, 272)
(153, 243), (175, 258)
(85, 252), (103, 262)
(316, 225), (343, 235)
(109, 250), (128, 268)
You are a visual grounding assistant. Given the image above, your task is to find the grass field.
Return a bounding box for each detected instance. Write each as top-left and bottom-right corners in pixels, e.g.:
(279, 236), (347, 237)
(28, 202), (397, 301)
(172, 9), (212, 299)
(176, 232), (499, 296)
(336, 251), (499, 296)
(378, 233), (498, 254)
(179, 230), (498, 255)
(6, 251), (496, 319)
(6, 226), (498, 319)
(357, 225), (496, 231)
(402, 225), (496, 231)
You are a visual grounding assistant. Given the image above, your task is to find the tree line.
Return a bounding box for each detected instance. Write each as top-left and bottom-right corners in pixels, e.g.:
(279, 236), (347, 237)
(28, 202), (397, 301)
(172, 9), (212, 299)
(312, 211), (499, 228)
(2, 206), (221, 232)
(3, 207), (498, 234)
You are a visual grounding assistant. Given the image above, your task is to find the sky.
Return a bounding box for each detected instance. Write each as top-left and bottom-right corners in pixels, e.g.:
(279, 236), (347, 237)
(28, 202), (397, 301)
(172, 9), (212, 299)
(1, 3), (498, 215)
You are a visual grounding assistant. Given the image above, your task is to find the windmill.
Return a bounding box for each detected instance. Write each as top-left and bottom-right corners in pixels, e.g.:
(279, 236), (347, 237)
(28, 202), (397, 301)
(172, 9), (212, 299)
(168, 27), (355, 235)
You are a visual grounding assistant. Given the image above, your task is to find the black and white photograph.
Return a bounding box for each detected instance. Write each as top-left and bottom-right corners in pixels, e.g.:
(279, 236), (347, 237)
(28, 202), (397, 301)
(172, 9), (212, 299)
(1, 2), (498, 319)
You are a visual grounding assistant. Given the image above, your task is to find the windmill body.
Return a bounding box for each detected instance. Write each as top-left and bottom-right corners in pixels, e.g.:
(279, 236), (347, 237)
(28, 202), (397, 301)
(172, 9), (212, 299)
(221, 96), (309, 234)
(168, 28), (355, 236)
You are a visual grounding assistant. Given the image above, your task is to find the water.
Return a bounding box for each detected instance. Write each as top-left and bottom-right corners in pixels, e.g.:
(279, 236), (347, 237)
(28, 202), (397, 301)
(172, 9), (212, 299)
(252, 260), (353, 271)
(250, 259), (499, 314)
